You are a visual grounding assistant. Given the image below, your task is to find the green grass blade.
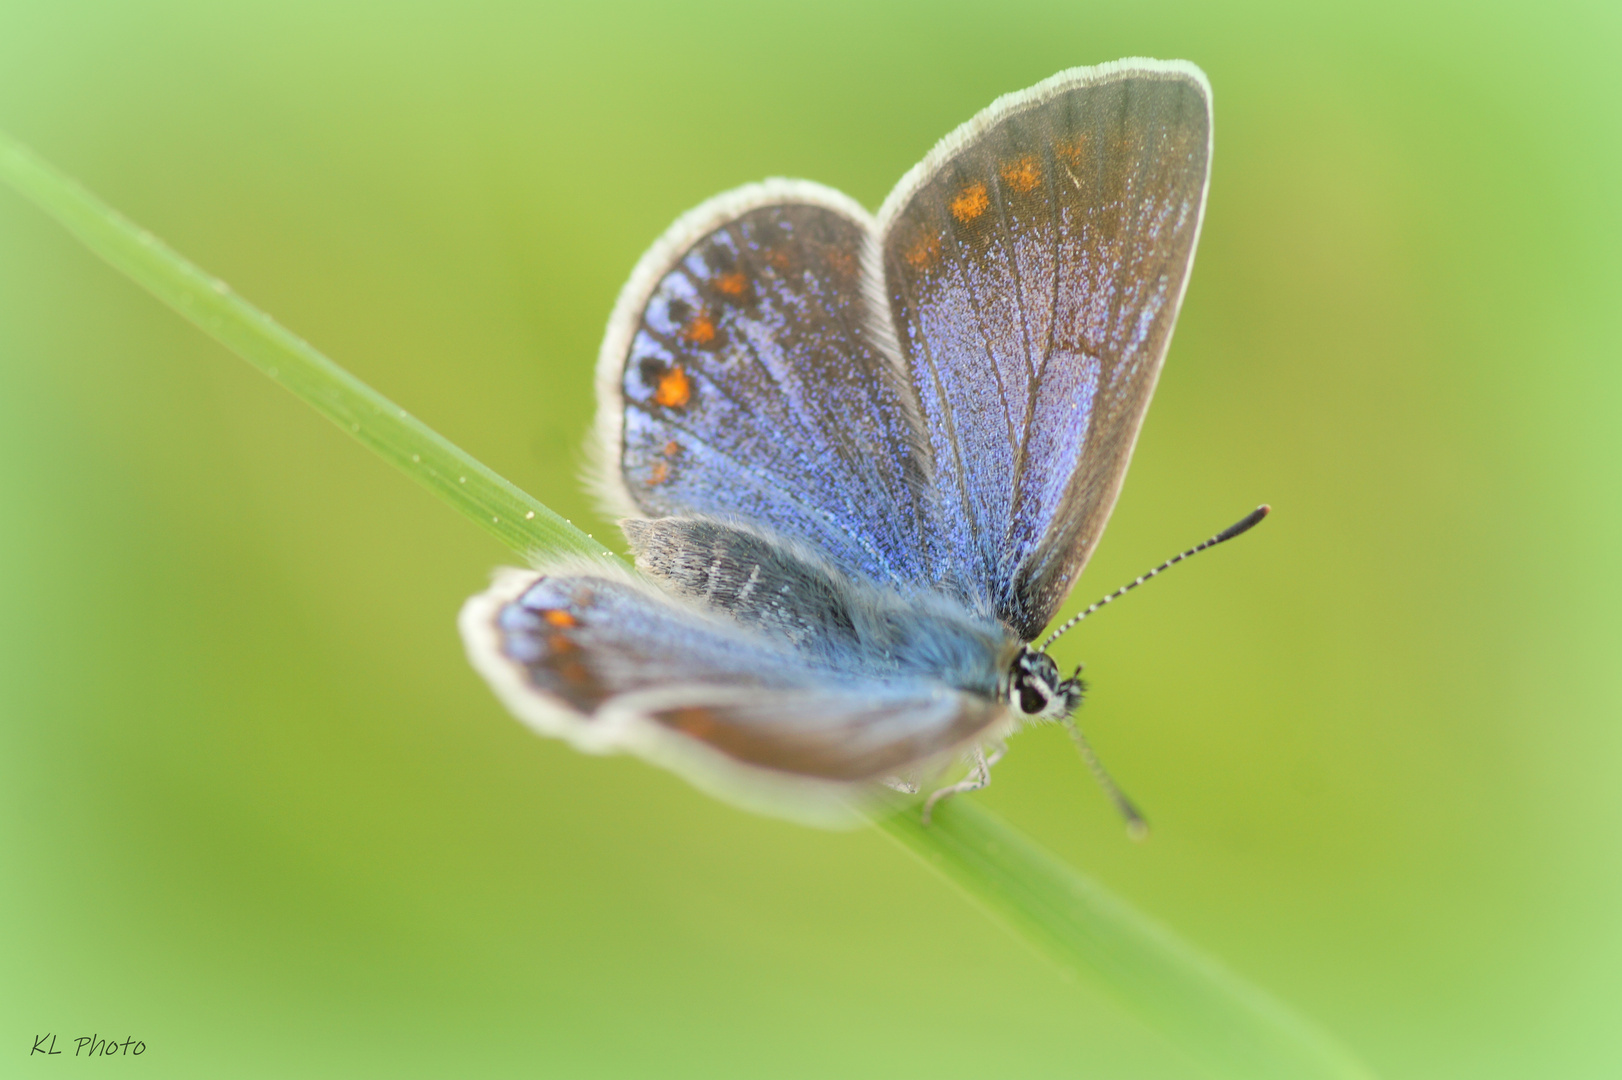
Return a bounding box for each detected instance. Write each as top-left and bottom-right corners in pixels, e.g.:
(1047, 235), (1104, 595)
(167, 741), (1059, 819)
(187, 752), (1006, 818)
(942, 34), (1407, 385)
(0, 129), (1374, 1080)
(878, 800), (1375, 1079)
(0, 131), (617, 567)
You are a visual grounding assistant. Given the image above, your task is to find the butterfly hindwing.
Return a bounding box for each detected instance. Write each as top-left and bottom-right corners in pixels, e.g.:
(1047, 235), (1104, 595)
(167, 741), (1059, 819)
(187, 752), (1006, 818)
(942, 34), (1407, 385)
(880, 61), (1213, 639)
(460, 564), (1004, 824)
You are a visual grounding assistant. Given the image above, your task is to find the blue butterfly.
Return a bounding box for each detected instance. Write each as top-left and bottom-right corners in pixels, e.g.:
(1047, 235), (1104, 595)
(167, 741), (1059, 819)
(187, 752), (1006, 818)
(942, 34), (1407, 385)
(462, 59), (1228, 827)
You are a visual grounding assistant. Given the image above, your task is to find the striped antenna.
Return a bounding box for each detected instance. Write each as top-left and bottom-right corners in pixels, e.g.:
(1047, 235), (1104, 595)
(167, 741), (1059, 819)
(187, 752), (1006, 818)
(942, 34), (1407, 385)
(1038, 505), (1270, 653)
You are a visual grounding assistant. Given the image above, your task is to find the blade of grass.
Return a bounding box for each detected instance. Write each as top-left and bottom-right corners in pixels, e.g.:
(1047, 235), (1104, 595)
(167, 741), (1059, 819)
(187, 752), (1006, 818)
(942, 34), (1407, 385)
(1, 129), (1374, 1080)
(879, 801), (1374, 1079)
(0, 133), (619, 568)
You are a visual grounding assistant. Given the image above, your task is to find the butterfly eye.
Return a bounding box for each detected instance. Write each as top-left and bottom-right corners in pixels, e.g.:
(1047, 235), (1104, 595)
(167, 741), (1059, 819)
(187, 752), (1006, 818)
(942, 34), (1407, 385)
(1019, 650), (1060, 685)
(1018, 684), (1048, 716)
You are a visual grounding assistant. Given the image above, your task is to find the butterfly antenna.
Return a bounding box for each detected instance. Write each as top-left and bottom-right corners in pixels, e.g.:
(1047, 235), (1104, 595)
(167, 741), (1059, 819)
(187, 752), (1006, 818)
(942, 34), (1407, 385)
(1038, 505), (1271, 653)
(1061, 715), (1149, 841)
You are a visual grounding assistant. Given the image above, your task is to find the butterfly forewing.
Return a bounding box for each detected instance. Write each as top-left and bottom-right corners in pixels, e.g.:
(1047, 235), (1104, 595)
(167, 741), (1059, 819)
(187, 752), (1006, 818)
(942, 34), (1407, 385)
(881, 63), (1212, 639)
(600, 185), (933, 591)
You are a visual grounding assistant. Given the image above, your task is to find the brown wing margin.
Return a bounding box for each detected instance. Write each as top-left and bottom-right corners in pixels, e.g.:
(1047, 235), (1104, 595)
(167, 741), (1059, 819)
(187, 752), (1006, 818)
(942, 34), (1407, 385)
(459, 563), (1004, 827)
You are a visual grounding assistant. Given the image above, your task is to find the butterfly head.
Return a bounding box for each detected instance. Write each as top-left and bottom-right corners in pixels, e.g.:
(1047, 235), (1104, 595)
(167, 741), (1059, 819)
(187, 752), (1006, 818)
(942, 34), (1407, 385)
(1008, 647), (1085, 721)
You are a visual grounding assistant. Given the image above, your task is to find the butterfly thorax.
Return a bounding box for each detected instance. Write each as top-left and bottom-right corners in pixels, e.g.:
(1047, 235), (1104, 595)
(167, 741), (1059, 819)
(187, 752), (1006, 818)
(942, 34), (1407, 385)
(626, 513), (1092, 729)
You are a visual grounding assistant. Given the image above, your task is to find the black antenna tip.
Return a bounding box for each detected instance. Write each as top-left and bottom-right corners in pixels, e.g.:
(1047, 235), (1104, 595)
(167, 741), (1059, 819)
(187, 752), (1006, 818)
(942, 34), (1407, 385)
(1215, 504), (1271, 544)
(1117, 794), (1150, 841)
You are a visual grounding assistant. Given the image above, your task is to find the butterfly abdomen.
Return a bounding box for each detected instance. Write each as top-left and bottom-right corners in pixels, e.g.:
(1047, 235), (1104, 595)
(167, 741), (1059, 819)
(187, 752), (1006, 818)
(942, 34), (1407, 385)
(624, 515), (1008, 696)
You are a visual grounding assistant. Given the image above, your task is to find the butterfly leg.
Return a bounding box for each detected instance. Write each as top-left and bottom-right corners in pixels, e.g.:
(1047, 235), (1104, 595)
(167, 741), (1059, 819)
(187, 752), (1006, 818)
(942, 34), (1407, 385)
(921, 746), (995, 825)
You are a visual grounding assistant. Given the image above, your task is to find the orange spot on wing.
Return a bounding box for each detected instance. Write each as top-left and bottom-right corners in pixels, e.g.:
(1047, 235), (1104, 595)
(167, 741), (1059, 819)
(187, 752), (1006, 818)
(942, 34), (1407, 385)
(543, 609), (578, 628)
(546, 633), (577, 653)
(669, 707), (717, 738)
(825, 248), (856, 277)
(1055, 135), (1088, 165)
(662, 440), (681, 457)
(682, 313), (716, 345)
(556, 658), (592, 688)
(1000, 155), (1042, 193)
(649, 461), (670, 485)
(903, 230), (941, 271)
(716, 272), (747, 296)
(949, 182), (989, 222)
(655, 366), (692, 408)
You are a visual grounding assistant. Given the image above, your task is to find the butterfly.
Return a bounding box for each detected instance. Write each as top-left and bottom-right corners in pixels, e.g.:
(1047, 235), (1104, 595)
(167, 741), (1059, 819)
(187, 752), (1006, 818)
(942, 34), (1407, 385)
(461, 59), (1221, 827)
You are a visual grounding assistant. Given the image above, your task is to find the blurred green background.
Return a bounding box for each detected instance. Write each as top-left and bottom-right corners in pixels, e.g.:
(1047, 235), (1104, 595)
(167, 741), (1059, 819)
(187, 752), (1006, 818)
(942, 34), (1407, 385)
(2, 1), (1618, 1076)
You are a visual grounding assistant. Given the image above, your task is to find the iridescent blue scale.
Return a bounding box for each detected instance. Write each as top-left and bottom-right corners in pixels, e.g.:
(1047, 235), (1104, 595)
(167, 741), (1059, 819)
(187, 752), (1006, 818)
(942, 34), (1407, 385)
(619, 204), (935, 591)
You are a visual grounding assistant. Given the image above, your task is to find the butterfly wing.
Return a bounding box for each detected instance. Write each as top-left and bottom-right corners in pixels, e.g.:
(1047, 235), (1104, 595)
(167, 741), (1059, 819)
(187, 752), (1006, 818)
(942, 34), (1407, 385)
(477, 62), (1211, 818)
(878, 60), (1213, 639)
(593, 181), (936, 592)
(460, 563), (1004, 825)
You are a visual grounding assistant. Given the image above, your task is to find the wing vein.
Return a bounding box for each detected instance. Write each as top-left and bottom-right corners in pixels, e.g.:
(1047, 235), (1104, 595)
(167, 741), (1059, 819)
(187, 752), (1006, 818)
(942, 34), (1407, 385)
(941, 206), (1024, 485)
(888, 261), (981, 589)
